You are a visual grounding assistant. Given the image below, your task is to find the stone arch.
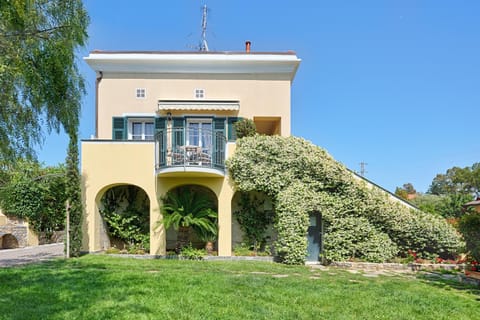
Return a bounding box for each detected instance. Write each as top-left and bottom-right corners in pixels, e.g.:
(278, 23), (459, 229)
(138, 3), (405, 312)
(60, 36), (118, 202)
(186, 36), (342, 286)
(161, 184), (218, 252)
(1, 233), (19, 249)
(95, 183), (151, 252)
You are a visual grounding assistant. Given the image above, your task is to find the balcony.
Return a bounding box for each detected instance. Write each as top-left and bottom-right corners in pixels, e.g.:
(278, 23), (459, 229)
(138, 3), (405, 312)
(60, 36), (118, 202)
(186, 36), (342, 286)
(155, 127), (227, 177)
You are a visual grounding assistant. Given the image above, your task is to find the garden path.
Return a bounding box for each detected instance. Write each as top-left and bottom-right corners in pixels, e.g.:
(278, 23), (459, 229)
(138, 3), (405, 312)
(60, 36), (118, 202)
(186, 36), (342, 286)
(0, 243), (64, 267)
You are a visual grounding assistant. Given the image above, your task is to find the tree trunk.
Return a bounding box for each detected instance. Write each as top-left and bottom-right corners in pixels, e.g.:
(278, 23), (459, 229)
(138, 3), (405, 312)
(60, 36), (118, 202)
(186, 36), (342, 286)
(177, 226), (190, 252)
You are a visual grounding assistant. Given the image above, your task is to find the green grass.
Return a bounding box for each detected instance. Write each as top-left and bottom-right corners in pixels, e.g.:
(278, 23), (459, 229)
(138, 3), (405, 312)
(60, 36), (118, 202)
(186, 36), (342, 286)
(0, 255), (479, 320)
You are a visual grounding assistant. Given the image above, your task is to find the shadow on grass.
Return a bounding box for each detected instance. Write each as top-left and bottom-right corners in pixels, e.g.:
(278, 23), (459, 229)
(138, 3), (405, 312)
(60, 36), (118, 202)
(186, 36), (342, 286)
(417, 272), (480, 300)
(0, 258), (155, 319)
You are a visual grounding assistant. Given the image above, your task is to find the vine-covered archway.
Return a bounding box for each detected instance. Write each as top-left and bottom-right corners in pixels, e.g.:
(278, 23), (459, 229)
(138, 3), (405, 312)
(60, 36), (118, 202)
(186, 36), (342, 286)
(99, 185), (150, 253)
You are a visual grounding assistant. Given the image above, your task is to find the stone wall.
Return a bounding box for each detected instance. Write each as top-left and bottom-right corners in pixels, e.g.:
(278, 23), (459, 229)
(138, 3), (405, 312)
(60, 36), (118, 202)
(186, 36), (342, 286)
(330, 261), (466, 272)
(0, 225), (28, 248)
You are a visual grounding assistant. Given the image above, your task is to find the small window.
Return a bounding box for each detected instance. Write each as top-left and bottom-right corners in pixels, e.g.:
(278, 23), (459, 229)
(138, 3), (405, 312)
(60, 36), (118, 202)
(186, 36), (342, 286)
(136, 88), (146, 99)
(194, 88), (205, 99)
(129, 119), (154, 140)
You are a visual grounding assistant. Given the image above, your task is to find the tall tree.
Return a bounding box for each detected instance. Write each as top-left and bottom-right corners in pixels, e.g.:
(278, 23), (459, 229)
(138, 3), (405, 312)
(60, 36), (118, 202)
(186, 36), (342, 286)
(65, 129), (82, 257)
(394, 183), (416, 200)
(428, 163), (480, 196)
(0, 0), (88, 160)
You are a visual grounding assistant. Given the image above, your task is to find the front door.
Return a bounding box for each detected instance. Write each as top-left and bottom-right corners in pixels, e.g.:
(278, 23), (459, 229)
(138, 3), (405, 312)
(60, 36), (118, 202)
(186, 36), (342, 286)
(306, 213), (321, 262)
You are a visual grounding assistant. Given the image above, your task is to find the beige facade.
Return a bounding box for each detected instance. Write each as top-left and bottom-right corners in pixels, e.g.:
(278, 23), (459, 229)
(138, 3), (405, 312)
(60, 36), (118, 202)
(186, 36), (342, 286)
(82, 51), (300, 255)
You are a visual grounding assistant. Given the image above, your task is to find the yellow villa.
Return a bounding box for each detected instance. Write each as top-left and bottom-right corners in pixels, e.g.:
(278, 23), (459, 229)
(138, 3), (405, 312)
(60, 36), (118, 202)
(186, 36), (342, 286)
(81, 43), (301, 257)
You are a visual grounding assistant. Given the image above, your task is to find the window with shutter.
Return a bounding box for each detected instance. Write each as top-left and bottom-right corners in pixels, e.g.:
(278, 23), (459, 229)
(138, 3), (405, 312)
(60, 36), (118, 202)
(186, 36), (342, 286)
(112, 117), (126, 140)
(227, 117), (241, 141)
(213, 118), (226, 168)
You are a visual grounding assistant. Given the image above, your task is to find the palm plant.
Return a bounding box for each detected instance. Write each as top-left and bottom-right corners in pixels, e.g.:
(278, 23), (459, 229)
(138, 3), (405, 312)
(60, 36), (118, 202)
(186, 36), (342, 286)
(157, 187), (218, 251)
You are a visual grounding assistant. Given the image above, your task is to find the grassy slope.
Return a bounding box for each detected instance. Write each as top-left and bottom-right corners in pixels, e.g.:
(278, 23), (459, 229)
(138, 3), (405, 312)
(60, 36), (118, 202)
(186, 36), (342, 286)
(0, 255), (478, 320)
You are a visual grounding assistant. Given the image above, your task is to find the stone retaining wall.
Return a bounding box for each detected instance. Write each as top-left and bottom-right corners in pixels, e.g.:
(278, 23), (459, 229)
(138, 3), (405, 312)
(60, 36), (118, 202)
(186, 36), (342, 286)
(330, 261), (466, 272)
(0, 225), (28, 248)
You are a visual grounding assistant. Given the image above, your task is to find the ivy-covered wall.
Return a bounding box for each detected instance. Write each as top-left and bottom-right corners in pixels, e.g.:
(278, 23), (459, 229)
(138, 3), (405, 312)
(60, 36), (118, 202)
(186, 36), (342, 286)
(226, 135), (463, 265)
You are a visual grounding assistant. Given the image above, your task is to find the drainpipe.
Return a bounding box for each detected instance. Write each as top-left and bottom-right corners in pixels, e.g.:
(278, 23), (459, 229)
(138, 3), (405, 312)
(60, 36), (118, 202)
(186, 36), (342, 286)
(95, 71), (103, 138)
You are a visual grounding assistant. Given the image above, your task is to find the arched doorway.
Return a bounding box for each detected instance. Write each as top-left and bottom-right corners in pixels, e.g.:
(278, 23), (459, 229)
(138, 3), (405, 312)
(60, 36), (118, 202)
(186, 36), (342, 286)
(162, 185), (218, 253)
(0, 234), (19, 249)
(98, 185), (150, 253)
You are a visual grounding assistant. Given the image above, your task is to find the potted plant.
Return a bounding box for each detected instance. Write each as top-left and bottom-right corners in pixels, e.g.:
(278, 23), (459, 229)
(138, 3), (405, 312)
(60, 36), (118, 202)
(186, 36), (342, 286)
(157, 187), (218, 252)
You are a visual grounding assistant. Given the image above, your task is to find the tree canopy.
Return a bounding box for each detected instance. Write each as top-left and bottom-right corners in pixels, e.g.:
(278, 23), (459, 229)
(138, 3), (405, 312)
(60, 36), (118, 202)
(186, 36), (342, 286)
(428, 163), (480, 196)
(0, 159), (66, 235)
(227, 135), (463, 264)
(0, 0), (89, 160)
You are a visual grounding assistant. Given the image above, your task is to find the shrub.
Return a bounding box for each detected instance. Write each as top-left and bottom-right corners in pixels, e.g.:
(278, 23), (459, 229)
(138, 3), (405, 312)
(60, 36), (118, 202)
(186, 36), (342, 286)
(234, 119), (257, 138)
(180, 244), (206, 260)
(458, 213), (480, 262)
(0, 160), (66, 237)
(234, 192), (274, 252)
(227, 135), (463, 264)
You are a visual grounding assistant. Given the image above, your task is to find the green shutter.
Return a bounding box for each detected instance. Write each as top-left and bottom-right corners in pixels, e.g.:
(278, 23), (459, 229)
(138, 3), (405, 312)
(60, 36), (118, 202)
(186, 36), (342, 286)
(227, 117), (241, 141)
(172, 117), (185, 147)
(155, 117), (166, 136)
(112, 117), (126, 140)
(155, 117), (167, 167)
(213, 118), (226, 168)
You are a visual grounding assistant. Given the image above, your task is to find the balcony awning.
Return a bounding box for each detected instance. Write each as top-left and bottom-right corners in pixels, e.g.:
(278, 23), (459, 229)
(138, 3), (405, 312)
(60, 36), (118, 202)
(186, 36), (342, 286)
(158, 100), (239, 111)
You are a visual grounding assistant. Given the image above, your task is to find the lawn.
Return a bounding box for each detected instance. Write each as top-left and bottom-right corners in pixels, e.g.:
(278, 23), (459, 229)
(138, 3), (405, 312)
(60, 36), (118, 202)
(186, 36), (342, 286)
(0, 255), (479, 320)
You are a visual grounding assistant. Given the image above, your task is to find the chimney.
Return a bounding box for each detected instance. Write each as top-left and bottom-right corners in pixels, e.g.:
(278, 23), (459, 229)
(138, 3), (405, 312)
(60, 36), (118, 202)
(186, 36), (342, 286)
(245, 40), (251, 53)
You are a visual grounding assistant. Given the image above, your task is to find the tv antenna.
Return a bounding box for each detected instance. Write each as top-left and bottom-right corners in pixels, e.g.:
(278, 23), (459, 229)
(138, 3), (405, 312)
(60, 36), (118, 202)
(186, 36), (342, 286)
(199, 4), (209, 51)
(359, 162), (368, 177)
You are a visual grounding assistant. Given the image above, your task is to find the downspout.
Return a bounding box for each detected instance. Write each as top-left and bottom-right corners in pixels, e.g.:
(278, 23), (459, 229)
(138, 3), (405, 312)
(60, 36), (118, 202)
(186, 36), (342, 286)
(95, 71), (103, 138)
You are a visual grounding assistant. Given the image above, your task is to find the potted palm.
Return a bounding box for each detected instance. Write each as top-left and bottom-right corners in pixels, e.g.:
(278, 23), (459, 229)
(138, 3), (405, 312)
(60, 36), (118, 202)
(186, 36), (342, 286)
(157, 187), (218, 252)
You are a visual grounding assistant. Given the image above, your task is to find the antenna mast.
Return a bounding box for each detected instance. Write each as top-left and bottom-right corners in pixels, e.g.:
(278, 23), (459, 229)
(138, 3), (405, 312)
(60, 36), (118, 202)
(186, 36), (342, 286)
(199, 4), (209, 51)
(359, 162), (368, 177)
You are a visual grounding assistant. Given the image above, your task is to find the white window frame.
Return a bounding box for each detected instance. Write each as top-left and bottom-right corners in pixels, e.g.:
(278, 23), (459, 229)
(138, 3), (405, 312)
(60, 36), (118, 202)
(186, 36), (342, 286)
(128, 118), (154, 140)
(136, 88), (146, 99)
(186, 118), (212, 148)
(194, 88), (205, 99)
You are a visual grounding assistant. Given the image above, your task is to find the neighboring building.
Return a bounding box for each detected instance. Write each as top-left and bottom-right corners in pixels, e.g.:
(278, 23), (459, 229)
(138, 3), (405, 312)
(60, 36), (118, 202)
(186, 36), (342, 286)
(82, 44), (301, 256)
(463, 198), (480, 213)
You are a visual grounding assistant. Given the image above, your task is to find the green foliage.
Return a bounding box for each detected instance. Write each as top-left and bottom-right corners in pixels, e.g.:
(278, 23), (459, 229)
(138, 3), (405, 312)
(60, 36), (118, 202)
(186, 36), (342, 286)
(323, 216), (398, 263)
(100, 186), (150, 252)
(227, 135), (463, 264)
(65, 131), (83, 257)
(411, 193), (474, 219)
(233, 118), (257, 138)
(0, 159), (66, 236)
(0, 0), (89, 160)
(428, 163), (480, 196)
(179, 244), (206, 260)
(458, 213), (480, 262)
(234, 192), (274, 252)
(157, 186), (217, 250)
(395, 183), (416, 200)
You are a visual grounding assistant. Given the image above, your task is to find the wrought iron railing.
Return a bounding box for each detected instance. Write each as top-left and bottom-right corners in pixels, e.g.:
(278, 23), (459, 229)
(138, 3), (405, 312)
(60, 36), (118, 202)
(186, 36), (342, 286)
(155, 127), (226, 172)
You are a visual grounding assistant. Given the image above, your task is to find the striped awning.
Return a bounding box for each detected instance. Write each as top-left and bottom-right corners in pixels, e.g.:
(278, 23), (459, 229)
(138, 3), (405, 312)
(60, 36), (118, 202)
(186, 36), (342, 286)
(158, 101), (239, 111)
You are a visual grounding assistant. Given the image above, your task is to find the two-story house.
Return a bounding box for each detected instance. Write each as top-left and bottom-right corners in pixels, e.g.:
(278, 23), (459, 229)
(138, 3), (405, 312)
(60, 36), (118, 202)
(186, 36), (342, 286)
(82, 44), (301, 256)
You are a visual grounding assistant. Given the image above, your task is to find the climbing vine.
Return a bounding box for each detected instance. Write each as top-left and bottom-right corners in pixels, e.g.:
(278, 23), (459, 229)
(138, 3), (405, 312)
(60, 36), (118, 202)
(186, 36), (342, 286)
(227, 135), (463, 265)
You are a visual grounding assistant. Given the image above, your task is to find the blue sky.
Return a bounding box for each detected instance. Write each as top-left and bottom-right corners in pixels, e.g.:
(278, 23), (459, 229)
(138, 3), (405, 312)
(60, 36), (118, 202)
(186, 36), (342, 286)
(37, 0), (480, 193)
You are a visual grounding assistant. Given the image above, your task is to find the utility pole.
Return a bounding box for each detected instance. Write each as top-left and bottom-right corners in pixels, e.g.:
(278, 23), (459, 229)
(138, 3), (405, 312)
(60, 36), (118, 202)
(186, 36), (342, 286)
(359, 162), (368, 177)
(65, 200), (70, 259)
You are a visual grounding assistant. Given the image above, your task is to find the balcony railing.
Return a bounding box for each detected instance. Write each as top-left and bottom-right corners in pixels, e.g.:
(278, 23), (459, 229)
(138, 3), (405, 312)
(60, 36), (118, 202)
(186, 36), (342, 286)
(155, 127), (226, 172)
